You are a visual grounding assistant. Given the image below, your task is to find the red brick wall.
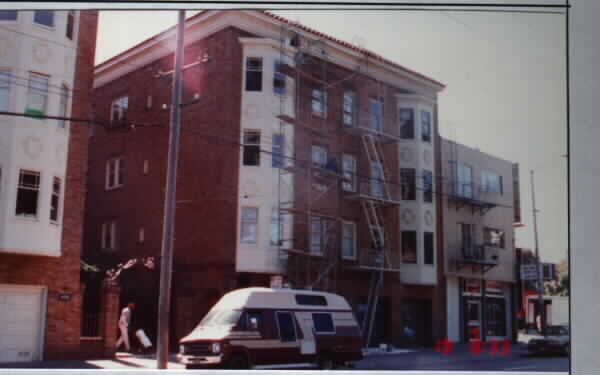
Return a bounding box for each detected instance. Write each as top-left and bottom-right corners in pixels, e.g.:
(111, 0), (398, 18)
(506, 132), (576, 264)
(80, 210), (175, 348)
(0, 11), (99, 360)
(84, 26), (253, 346)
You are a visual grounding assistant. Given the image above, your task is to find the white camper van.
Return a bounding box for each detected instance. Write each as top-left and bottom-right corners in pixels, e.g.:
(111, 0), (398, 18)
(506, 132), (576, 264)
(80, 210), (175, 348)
(178, 287), (364, 369)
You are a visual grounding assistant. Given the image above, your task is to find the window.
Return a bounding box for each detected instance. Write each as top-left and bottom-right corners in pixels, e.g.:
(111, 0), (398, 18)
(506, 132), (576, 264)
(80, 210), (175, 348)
(400, 168), (416, 200)
(311, 145), (327, 169)
(342, 91), (356, 127)
(0, 69), (10, 111)
(424, 232), (434, 265)
(311, 88), (327, 117)
(369, 98), (383, 131)
(423, 170), (433, 203)
(310, 216), (327, 255)
(481, 170), (503, 194)
(240, 207), (258, 244)
(33, 10), (54, 27)
(25, 73), (49, 118)
(342, 154), (357, 192)
(110, 96), (128, 123)
(16, 170), (40, 217)
(66, 11), (75, 40)
(276, 311), (297, 342)
(484, 227), (505, 248)
(312, 313), (335, 334)
(273, 60), (286, 95)
(245, 57), (262, 91)
(295, 294), (327, 306)
(402, 231), (417, 264)
(456, 163), (473, 198)
(105, 157), (125, 189)
(101, 220), (117, 250)
(270, 207), (282, 246)
(241, 310), (264, 331)
(421, 110), (431, 142)
(461, 223), (477, 258)
(58, 84), (68, 128)
(370, 161), (385, 198)
(50, 177), (61, 223)
(0, 11), (17, 21)
(272, 134), (284, 168)
(399, 108), (414, 139)
(342, 221), (356, 259)
(242, 130), (260, 166)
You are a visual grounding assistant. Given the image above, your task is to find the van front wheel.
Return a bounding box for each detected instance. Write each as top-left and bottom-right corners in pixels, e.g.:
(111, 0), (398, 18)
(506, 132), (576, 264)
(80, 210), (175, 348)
(227, 354), (249, 369)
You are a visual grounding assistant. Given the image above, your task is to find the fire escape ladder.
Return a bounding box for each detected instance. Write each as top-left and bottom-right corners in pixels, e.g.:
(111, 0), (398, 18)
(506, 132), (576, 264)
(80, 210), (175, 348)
(362, 134), (391, 201)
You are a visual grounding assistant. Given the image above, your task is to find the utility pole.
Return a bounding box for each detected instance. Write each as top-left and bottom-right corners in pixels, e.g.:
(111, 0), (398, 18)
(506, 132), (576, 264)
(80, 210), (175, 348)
(530, 169), (545, 336)
(157, 10), (185, 369)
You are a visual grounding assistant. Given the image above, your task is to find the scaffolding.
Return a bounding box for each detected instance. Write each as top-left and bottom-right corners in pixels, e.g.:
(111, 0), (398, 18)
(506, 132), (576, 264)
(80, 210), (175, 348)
(274, 23), (403, 347)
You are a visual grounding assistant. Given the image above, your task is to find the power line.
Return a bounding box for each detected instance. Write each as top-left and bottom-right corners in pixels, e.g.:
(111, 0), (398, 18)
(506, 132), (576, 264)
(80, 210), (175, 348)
(0, 110), (165, 129)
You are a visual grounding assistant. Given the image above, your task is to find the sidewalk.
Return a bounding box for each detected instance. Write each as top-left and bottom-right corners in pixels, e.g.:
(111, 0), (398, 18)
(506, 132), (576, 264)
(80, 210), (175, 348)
(0, 351), (184, 370)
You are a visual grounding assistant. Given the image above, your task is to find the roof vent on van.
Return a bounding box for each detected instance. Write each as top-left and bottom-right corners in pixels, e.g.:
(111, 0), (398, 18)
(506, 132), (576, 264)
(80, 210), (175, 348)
(295, 294), (327, 306)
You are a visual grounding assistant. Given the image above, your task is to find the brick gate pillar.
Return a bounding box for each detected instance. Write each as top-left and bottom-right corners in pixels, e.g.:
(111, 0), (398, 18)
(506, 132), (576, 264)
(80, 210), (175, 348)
(99, 279), (121, 358)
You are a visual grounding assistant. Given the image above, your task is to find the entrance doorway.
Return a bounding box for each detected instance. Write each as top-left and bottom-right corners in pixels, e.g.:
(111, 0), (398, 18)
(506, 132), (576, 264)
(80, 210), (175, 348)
(465, 298), (482, 341)
(400, 298), (433, 348)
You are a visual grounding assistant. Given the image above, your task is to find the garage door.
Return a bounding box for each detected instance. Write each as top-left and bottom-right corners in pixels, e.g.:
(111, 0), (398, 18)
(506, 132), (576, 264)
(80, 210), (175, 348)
(0, 285), (45, 363)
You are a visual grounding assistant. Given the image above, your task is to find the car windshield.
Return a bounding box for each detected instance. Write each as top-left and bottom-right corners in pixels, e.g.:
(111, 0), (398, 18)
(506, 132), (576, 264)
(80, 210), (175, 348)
(546, 326), (568, 336)
(197, 310), (242, 328)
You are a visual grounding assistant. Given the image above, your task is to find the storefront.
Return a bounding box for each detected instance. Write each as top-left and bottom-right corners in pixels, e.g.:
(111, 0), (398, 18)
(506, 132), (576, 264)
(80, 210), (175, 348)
(460, 279), (512, 342)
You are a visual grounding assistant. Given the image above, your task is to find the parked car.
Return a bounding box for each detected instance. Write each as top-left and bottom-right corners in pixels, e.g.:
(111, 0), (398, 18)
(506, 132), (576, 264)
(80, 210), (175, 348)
(178, 287), (364, 370)
(527, 325), (569, 356)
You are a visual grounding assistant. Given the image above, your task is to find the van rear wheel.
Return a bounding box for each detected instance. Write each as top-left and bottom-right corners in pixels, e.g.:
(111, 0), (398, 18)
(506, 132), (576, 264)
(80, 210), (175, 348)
(227, 354), (249, 369)
(318, 355), (335, 370)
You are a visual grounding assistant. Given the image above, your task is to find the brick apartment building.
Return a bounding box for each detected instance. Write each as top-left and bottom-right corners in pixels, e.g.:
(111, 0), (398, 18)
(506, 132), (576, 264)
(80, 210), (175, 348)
(85, 10), (448, 348)
(0, 11), (99, 362)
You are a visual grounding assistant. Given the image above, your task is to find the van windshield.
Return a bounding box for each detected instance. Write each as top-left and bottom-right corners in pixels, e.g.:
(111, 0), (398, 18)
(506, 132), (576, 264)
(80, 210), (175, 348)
(198, 310), (242, 328)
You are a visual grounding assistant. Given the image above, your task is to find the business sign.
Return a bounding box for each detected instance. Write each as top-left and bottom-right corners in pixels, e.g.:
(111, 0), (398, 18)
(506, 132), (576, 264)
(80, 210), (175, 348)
(520, 264), (539, 280)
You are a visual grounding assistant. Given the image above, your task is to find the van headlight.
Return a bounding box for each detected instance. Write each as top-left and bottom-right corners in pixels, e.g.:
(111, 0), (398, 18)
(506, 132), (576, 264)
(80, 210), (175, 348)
(179, 345), (186, 354)
(211, 342), (221, 354)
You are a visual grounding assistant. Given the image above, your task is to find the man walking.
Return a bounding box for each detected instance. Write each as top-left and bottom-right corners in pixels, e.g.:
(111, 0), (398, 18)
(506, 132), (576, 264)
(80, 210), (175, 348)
(116, 302), (135, 352)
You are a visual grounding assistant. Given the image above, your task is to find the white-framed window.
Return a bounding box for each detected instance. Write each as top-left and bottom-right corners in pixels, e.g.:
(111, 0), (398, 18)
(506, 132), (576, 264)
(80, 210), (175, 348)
(456, 163), (473, 198)
(105, 157), (125, 190)
(421, 110), (432, 142)
(424, 232), (434, 265)
(310, 216), (327, 255)
(342, 91), (356, 127)
(422, 170), (433, 203)
(33, 10), (54, 28)
(101, 220), (118, 250)
(270, 207), (283, 246)
(311, 88), (327, 117)
(272, 133), (284, 168)
(243, 130), (261, 166)
(273, 60), (286, 95)
(245, 57), (263, 91)
(369, 98), (383, 131)
(25, 72), (49, 118)
(66, 11), (75, 40)
(0, 69), (10, 112)
(342, 154), (357, 192)
(341, 221), (356, 259)
(311, 145), (327, 169)
(49, 176), (61, 223)
(0, 11), (18, 21)
(399, 108), (414, 139)
(111, 96), (128, 123)
(16, 169), (41, 218)
(58, 84), (69, 129)
(401, 168), (416, 200)
(481, 170), (503, 194)
(240, 207), (258, 244)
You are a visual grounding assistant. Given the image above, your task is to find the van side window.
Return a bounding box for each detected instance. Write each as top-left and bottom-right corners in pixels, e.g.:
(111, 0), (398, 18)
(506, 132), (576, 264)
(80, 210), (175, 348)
(295, 294), (328, 306)
(312, 313), (335, 334)
(276, 311), (297, 342)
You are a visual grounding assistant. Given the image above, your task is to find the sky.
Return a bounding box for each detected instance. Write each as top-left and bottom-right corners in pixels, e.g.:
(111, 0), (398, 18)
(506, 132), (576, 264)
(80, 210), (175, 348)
(95, 8), (568, 263)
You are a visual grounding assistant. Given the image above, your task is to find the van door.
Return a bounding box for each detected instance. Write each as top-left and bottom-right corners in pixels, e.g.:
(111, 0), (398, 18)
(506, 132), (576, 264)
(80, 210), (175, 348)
(275, 311), (301, 363)
(294, 312), (316, 355)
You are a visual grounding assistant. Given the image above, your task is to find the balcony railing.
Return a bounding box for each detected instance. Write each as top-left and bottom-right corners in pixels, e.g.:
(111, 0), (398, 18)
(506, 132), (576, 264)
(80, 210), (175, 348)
(345, 248), (401, 272)
(343, 179), (401, 205)
(447, 182), (499, 215)
(456, 244), (499, 273)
